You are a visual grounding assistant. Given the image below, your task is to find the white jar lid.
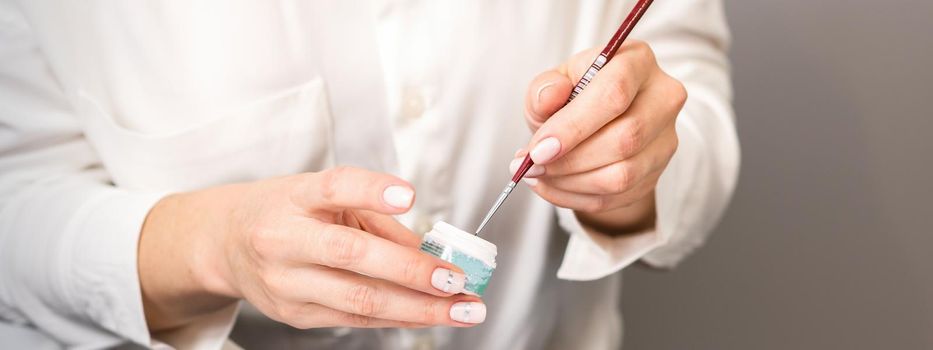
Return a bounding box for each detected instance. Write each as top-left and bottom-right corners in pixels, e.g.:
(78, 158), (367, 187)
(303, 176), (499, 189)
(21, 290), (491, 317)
(429, 221), (497, 267)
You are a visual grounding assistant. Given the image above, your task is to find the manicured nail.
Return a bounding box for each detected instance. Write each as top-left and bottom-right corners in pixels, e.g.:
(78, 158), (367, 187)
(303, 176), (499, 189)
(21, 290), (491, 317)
(530, 137), (561, 164)
(383, 185), (414, 209)
(450, 302), (487, 324)
(510, 158), (545, 178)
(523, 178), (539, 186)
(431, 268), (466, 294)
(513, 148), (526, 158)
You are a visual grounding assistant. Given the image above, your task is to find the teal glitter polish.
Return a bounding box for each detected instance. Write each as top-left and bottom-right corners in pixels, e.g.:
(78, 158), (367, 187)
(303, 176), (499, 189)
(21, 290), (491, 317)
(419, 222), (497, 296)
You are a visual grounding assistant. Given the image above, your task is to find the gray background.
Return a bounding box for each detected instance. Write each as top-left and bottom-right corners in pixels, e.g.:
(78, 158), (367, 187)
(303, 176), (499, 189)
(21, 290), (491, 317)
(622, 0), (933, 349)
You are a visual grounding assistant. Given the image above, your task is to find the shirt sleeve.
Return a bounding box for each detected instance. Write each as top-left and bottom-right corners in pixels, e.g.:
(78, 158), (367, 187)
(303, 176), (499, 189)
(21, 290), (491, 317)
(0, 4), (237, 349)
(556, 0), (740, 280)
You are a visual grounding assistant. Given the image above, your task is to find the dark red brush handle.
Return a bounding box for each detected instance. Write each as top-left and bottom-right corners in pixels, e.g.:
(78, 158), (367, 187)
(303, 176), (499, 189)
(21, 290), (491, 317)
(511, 0), (654, 184)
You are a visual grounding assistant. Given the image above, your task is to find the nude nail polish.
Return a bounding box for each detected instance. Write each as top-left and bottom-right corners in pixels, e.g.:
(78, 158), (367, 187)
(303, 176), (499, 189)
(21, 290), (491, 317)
(530, 137), (561, 164)
(431, 268), (466, 294)
(450, 302), (487, 324)
(510, 159), (545, 178)
(383, 185), (414, 208)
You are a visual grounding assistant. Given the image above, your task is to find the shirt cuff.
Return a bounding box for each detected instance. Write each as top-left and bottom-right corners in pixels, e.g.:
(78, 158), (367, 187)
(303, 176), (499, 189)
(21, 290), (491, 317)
(66, 189), (241, 350)
(638, 113), (711, 269)
(151, 302), (240, 350)
(62, 189), (167, 347)
(554, 207), (665, 281)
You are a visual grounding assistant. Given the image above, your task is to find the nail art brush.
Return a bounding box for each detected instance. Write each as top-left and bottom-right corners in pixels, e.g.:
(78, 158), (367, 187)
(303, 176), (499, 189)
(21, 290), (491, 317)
(474, 0), (655, 235)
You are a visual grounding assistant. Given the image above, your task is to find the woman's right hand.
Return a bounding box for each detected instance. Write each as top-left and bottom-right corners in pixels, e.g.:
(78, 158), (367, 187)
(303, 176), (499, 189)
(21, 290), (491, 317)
(139, 166), (484, 331)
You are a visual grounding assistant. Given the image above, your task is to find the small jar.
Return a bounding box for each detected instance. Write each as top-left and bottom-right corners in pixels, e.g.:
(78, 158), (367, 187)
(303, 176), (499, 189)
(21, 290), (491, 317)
(419, 221), (497, 296)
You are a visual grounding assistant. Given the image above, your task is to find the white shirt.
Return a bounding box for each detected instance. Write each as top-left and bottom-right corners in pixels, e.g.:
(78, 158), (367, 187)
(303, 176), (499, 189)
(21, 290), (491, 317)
(0, 1), (738, 349)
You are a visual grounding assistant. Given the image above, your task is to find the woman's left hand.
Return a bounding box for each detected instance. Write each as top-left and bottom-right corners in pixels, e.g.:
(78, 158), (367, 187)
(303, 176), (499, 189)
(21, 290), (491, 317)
(516, 41), (686, 234)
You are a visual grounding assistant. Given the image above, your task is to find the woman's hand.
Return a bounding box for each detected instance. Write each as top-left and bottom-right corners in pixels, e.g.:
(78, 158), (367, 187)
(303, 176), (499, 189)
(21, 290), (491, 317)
(516, 41), (687, 234)
(139, 166), (484, 332)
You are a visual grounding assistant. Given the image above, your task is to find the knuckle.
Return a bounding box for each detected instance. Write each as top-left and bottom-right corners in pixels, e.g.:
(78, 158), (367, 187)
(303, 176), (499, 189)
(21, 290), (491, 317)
(288, 303), (327, 329)
(248, 226), (279, 260)
(601, 75), (633, 115)
(320, 166), (353, 201)
(617, 119), (645, 157)
(401, 256), (426, 287)
(282, 314), (306, 329)
(669, 78), (688, 110)
(256, 266), (276, 289)
(271, 302), (298, 325)
(320, 226), (365, 268)
(261, 268), (289, 297)
(631, 40), (656, 63)
(346, 284), (386, 317)
(584, 196), (608, 213)
(668, 132), (680, 157)
(615, 163), (636, 192)
(603, 163), (633, 193)
(596, 176), (618, 194)
(421, 300), (442, 325)
(285, 315), (314, 330)
(344, 312), (373, 327)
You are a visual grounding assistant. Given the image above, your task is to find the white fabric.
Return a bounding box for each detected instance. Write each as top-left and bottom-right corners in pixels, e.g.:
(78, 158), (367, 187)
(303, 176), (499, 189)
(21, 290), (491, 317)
(0, 1), (738, 349)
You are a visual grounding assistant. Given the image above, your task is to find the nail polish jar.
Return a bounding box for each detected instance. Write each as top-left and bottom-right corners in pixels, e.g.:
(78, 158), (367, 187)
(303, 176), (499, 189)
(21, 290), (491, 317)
(420, 221), (497, 296)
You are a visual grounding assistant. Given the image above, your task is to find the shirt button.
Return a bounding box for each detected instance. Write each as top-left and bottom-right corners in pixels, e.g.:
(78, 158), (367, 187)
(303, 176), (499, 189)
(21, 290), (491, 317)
(400, 86), (426, 120)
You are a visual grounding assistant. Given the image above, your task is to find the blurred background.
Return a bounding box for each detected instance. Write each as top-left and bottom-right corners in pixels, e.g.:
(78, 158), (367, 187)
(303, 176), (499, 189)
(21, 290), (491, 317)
(621, 1), (933, 349)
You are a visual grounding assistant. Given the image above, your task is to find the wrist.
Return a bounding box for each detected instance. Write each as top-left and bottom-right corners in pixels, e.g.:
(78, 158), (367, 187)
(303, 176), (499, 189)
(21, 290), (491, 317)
(139, 190), (238, 331)
(574, 191), (657, 236)
(182, 186), (243, 300)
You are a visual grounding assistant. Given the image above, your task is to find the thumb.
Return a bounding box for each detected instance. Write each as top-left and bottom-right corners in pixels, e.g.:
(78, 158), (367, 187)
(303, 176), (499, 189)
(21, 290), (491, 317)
(524, 70), (573, 132)
(296, 166), (415, 215)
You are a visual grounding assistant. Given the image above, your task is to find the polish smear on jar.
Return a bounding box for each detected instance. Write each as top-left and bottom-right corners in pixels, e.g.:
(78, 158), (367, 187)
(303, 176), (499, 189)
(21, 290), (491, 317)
(420, 221), (497, 296)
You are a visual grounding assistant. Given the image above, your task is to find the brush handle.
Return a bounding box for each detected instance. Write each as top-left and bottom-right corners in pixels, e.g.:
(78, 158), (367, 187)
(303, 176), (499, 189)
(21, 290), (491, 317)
(511, 0), (654, 184)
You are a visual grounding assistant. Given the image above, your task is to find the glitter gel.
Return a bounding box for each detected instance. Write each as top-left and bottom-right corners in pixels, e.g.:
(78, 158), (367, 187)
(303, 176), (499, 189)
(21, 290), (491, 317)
(420, 221), (497, 296)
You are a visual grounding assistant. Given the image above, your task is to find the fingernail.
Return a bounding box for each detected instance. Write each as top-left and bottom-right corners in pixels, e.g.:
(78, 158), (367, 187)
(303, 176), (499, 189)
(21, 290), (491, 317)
(513, 148), (526, 158)
(509, 158), (521, 175)
(383, 185), (414, 209)
(523, 177), (539, 186)
(535, 82), (556, 107)
(510, 158), (546, 178)
(450, 302), (487, 324)
(431, 268), (466, 294)
(525, 165), (545, 177)
(530, 137), (561, 164)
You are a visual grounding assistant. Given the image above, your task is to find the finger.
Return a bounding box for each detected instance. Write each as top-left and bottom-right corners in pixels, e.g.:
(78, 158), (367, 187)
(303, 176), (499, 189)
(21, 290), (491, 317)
(283, 266), (487, 326)
(294, 166), (415, 215)
(543, 79), (681, 176)
(352, 210), (422, 248)
(524, 70), (574, 131)
(527, 169), (661, 213)
(526, 41), (658, 165)
(289, 221), (467, 297)
(274, 302), (429, 329)
(514, 114), (675, 181)
(543, 125), (677, 194)
(522, 45), (610, 130)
